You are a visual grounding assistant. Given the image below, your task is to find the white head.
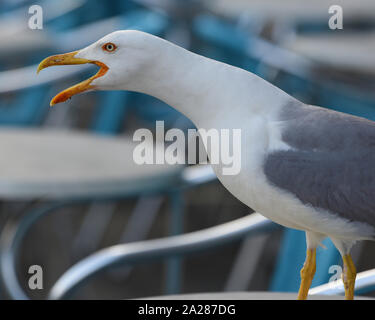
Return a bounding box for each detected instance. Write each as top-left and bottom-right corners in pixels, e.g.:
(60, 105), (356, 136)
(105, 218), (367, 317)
(37, 30), (168, 105)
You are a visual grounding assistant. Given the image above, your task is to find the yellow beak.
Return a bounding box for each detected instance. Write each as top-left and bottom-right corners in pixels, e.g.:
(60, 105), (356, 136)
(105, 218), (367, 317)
(37, 51), (108, 106)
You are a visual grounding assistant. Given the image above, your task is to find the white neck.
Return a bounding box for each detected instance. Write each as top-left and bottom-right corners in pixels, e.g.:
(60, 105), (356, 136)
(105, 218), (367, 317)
(125, 37), (293, 129)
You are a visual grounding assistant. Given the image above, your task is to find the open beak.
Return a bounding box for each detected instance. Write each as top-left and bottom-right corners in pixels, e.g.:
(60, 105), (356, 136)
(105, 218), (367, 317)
(37, 51), (108, 106)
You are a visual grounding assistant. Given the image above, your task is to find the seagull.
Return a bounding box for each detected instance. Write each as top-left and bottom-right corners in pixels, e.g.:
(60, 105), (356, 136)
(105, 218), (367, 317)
(37, 30), (375, 300)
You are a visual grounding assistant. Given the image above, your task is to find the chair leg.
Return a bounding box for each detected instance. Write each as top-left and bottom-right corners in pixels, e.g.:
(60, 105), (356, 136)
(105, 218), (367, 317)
(0, 201), (74, 300)
(72, 202), (116, 258)
(225, 233), (270, 291)
(166, 191), (185, 295)
(108, 195), (164, 279)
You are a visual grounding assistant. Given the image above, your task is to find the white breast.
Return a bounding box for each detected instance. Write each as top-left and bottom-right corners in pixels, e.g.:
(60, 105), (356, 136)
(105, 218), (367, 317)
(204, 114), (375, 241)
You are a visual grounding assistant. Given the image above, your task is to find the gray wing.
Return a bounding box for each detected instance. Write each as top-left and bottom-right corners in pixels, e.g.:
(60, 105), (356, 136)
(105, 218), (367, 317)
(264, 102), (375, 227)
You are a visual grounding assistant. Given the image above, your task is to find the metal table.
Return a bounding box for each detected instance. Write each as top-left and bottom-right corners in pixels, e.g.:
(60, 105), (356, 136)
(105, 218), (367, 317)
(0, 128), (186, 299)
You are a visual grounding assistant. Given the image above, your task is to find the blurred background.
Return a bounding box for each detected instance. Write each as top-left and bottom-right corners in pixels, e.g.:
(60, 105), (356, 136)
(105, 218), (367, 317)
(0, 0), (375, 300)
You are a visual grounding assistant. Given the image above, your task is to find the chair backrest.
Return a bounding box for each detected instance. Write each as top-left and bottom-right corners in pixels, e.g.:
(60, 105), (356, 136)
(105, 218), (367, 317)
(0, 9), (170, 132)
(0, 0), (89, 126)
(0, 86), (50, 126)
(317, 83), (375, 121)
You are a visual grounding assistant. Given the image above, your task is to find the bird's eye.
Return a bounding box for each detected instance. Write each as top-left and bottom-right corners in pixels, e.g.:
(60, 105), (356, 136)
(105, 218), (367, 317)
(102, 43), (117, 52)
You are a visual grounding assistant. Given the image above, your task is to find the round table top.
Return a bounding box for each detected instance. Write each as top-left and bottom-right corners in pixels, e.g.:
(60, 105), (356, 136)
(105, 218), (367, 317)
(0, 128), (183, 200)
(205, 0), (375, 21)
(142, 291), (374, 300)
(282, 32), (375, 75)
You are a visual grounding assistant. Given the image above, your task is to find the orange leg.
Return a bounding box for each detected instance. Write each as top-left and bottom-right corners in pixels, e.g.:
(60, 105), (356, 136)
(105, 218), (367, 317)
(297, 248), (316, 300)
(342, 254), (356, 300)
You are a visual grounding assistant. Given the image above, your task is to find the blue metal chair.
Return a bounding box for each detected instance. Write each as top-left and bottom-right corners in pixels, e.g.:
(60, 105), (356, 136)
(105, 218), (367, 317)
(0, 8), (187, 300)
(47, 210), (276, 299)
(46, 217), (375, 299)
(0, 7), (221, 299)
(3, 6), (374, 300)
